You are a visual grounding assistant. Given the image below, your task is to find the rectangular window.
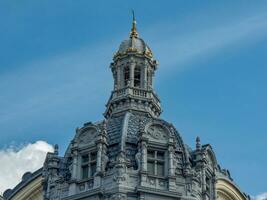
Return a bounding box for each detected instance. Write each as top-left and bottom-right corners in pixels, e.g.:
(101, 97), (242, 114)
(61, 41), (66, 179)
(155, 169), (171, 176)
(147, 150), (154, 158)
(134, 67), (141, 87)
(90, 162), (96, 176)
(124, 67), (130, 86)
(81, 152), (97, 179)
(157, 162), (164, 176)
(147, 161), (155, 175)
(90, 152), (97, 162)
(82, 165), (89, 179)
(147, 150), (165, 177)
(82, 155), (89, 163)
(157, 152), (165, 160)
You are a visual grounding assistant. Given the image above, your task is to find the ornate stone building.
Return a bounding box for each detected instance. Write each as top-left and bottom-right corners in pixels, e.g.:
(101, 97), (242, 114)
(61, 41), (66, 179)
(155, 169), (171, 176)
(4, 17), (249, 200)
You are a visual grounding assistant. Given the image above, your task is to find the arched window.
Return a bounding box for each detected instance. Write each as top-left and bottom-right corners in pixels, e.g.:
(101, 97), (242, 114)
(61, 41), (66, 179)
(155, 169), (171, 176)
(124, 66), (130, 86)
(134, 66), (141, 87)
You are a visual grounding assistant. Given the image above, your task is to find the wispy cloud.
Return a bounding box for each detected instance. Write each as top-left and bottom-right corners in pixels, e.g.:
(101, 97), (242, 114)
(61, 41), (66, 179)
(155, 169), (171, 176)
(147, 12), (267, 71)
(0, 40), (117, 125)
(253, 192), (267, 200)
(0, 141), (53, 194)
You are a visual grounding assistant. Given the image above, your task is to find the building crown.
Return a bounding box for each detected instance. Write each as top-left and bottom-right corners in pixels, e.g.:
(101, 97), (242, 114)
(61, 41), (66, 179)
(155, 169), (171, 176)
(104, 15), (161, 118)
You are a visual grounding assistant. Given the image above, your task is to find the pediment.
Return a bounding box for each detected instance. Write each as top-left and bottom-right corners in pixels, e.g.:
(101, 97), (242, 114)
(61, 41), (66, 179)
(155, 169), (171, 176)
(77, 127), (98, 146)
(146, 124), (169, 143)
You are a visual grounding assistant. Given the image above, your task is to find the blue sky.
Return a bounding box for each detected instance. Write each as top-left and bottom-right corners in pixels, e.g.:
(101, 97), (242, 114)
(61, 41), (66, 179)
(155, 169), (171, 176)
(0, 0), (267, 196)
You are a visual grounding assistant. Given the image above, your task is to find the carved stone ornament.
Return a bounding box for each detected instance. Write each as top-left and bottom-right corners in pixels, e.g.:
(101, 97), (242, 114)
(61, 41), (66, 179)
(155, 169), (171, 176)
(147, 124), (168, 141)
(78, 128), (97, 144)
(102, 154), (109, 171)
(111, 193), (127, 200)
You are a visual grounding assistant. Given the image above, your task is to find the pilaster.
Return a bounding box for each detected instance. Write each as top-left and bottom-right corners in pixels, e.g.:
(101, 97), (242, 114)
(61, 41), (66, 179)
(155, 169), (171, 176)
(168, 140), (176, 192)
(69, 148), (78, 195)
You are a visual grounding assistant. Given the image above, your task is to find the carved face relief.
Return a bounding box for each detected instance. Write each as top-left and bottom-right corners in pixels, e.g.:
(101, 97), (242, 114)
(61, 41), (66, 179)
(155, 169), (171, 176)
(78, 128), (97, 145)
(147, 124), (168, 142)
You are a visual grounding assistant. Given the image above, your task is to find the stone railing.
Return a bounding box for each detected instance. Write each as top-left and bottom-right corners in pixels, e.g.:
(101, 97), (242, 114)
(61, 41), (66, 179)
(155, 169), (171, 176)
(112, 87), (154, 100)
(132, 88), (147, 97)
(110, 87), (161, 110)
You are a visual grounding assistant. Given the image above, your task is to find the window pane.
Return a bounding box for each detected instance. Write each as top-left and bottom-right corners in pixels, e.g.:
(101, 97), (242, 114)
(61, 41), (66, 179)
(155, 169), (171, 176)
(124, 67), (130, 86)
(147, 161), (155, 175)
(157, 151), (165, 160)
(134, 67), (141, 87)
(147, 150), (154, 158)
(157, 162), (164, 176)
(82, 166), (88, 179)
(82, 155), (89, 163)
(90, 162), (96, 177)
(90, 152), (97, 161)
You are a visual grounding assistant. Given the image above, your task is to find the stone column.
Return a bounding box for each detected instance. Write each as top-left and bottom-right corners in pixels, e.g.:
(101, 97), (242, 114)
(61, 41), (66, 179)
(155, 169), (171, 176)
(168, 146), (175, 176)
(168, 144), (176, 191)
(130, 62), (135, 87)
(72, 150), (78, 179)
(151, 71), (155, 88)
(69, 149), (78, 195)
(147, 70), (152, 89)
(94, 142), (102, 189)
(117, 65), (122, 89)
(141, 141), (147, 172)
(143, 64), (148, 89)
(96, 143), (102, 173)
(140, 140), (148, 187)
(202, 167), (206, 194)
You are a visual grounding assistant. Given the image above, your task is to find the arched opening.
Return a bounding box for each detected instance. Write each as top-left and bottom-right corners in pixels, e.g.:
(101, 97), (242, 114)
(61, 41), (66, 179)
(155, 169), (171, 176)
(124, 66), (130, 86)
(134, 66), (141, 87)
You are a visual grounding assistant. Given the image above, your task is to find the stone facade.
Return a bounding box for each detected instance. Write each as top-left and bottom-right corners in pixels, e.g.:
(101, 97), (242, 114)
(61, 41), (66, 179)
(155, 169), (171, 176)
(41, 17), (249, 200)
(3, 17), (249, 200)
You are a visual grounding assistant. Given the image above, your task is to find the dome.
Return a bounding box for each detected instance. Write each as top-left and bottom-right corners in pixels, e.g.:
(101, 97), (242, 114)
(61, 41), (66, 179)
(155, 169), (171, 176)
(117, 37), (153, 57)
(22, 172), (32, 182)
(114, 16), (153, 58)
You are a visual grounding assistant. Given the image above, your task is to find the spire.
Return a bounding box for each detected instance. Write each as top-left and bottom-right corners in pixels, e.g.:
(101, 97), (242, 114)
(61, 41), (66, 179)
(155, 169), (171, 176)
(130, 10), (138, 38)
(196, 136), (201, 151)
(54, 144), (59, 155)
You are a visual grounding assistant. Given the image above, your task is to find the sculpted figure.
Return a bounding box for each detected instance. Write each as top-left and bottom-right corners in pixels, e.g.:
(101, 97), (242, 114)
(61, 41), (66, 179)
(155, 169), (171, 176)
(135, 150), (141, 170)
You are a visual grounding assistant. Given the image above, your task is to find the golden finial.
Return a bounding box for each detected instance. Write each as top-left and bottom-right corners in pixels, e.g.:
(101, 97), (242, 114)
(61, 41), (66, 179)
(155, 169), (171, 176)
(130, 9), (138, 38)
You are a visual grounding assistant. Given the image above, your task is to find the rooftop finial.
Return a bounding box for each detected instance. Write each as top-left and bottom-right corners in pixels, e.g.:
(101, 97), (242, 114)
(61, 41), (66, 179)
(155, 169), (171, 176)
(54, 144), (59, 155)
(130, 9), (138, 38)
(196, 136), (201, 151)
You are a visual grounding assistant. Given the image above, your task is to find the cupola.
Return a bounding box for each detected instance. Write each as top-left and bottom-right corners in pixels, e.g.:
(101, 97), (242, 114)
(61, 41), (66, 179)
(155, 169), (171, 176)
(104, 13), (161, 118)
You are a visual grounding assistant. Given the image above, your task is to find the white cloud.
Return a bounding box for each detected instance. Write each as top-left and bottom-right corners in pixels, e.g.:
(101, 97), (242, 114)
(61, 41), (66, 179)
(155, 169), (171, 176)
(0, 141), (54, 194)
(253, 192), (267, 200)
